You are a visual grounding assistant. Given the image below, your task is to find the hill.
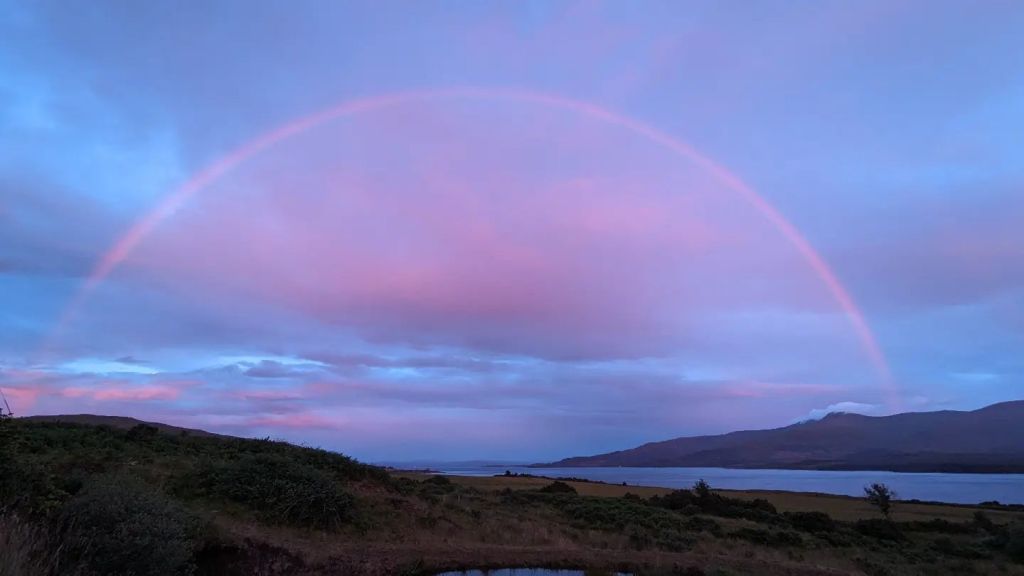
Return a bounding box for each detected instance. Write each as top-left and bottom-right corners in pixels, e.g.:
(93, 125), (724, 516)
(3, 415), (1024, 575)
(542, 401), (1024, 472)
(22, 413), (224, 437)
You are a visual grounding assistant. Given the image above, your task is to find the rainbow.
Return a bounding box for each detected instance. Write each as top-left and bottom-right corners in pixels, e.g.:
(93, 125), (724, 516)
(54, 87), (896, 406)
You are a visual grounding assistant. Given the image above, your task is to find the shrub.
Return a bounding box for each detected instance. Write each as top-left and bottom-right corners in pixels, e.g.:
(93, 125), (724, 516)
(685, 515), (723, 536)
(930, 536), (990, 559)
(422, 475), (452, 486)
(58, 474), (202, 576)
(539, 481), (577, 495)
(1007, 522), (1024, 563)
(419, 474), (457, 497)
(546, 494), (693, 551)
(651, 483), (781, 524)
(854, 518), (903, 541)
(973, 510), (995, 533)
(5, 461), (70, 518)
(864, 483), (896, 519)
(183, 454), (355, 530)
(693, 479), (713, 500)
(125, 423), (160, 442)
(900, 518), (973, 534)
(651, 489), (695, 511)
(785, 511), (836, 533)
(728, 527), (803, 548)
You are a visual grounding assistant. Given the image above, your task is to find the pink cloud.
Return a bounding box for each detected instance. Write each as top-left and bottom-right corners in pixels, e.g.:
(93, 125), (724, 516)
(124, 98), (829, 360)
(59, 380), (197, 402)
(720, 381), (844, 399)
(243, 412), (342, 430)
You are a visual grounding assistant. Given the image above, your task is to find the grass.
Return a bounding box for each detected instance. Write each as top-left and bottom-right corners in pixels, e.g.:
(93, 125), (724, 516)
(4, 418), (1024, 576)
(0, 512), (59, 576)
(405, 472), (1024, 523)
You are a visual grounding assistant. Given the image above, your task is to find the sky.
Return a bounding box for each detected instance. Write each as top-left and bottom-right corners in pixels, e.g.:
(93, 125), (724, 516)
(1, 0), (1022, 462)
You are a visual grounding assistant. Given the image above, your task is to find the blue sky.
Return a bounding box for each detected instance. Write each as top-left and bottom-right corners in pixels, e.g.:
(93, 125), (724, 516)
(1, 0), (1022, 461)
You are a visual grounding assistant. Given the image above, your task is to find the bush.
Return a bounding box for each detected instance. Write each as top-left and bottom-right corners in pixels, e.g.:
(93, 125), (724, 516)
(183, 454), (355, 530)
(864, 483), (896, 519)
(973, 510), (995, 533)
(854, 518), (903, 541)
(539, 481), (577, 495)
(58, 475), (202, 576)
(900, 518), (973, 534)
(651, 484), (781, 524)
(125, 423), (160, 442)
(419, 474), (457, 497)
(4, 462), (70, 518)
(1007, 522), (1024, 563)
(685, 515), (723, 536)
(728, 527), (803, 548)
(541, 494), (693, 551)
(422, 475), (452, 486)
(930, 536), (990, 559)
(651, 489), (695, 511)
(785, 511), (836, 533)
(693, 479), (713, 500)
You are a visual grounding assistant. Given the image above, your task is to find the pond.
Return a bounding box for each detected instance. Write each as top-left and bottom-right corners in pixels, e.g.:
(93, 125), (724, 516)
(436, 570), (632, 576)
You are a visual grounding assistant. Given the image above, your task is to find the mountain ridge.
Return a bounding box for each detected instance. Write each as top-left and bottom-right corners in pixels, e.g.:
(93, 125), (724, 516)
(539, 400), (1024, 473)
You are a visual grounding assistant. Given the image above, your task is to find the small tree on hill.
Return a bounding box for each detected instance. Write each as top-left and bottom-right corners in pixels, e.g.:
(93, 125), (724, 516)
(693, 479), (713, 500)
(864, 483), (896, 519)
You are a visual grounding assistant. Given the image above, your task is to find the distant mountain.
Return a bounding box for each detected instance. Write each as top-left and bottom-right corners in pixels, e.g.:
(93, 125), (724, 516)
(541, 401), (1024, 473)
(22, 414), (223, 438)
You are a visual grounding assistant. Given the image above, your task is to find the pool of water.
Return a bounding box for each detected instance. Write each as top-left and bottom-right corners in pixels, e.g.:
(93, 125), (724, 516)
(434, 565), (626, 569)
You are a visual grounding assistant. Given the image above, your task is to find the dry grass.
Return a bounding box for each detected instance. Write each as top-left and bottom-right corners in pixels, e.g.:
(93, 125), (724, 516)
(398, 472), (1024, 523)
(8, 418), (1024, 576)
(0, 512), (59, 576)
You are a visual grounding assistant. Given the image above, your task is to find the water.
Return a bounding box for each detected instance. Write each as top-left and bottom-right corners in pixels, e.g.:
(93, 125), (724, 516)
(436, 565), (626, 569)
(437, 571), (629, 576)
(431, 464), (1024, 505)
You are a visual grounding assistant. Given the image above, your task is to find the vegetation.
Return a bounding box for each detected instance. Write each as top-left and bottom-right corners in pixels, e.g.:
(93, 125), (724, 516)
(864, 482), (896, 518)
(57, 474), (202, 576)
(0, 512), (58, 576)
(3, 418), (1024, 575)
(178, 453), (355, 530)
(1008, 522), (1024, 562)
(538, 480), (578, 495)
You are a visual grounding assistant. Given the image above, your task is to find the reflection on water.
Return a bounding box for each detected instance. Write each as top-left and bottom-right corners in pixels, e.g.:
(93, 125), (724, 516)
(436, 570), (632, 576)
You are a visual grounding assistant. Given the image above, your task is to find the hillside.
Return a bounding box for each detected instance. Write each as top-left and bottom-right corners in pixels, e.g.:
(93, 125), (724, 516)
(542, 401), (1024, 472)
(3, 416), (1024, 575)
(22, 413), (223, 437)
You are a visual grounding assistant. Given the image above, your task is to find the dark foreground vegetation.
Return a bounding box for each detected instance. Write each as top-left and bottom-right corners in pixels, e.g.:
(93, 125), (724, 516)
(3, 417), (1024, 576)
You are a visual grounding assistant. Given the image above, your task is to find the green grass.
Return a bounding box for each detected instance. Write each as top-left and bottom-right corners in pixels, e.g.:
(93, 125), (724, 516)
(4, 418), (1024, 576)
(1, 418), (385, 574)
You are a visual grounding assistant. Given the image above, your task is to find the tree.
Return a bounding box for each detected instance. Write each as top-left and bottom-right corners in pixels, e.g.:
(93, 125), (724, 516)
(864, 483), (896, 519)
(693, 479), (713, 500)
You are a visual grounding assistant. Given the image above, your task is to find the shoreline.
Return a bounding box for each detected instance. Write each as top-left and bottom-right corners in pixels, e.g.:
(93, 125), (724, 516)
(396, 470), (1024, 523)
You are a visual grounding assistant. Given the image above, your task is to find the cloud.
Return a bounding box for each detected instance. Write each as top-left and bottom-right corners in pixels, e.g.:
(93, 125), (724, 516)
(62, 384), (181, 402)
(797, 401), (886, 423)
(115, 97), (846, 364)
(241, 360), (324, 379)
(3, 0), (1024, 460)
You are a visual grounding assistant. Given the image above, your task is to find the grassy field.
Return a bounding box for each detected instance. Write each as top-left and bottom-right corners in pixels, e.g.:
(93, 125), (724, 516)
(406, 472), (1024, 523)
(4, 418), (1024, 576)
